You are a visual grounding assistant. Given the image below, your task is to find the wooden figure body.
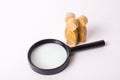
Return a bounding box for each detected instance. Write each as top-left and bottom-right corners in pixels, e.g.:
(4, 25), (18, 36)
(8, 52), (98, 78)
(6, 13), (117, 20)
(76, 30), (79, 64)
(77, 15), (88, 42)
(65, 13), (79, 45)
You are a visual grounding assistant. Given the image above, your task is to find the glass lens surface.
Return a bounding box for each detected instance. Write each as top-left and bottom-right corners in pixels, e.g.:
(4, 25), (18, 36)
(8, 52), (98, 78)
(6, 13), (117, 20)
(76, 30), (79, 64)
(31, 43), (67, 69)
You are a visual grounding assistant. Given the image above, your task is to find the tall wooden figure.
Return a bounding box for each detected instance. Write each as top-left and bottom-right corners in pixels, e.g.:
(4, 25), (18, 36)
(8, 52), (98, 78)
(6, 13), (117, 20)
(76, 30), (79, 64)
(65, 13), (79, 45)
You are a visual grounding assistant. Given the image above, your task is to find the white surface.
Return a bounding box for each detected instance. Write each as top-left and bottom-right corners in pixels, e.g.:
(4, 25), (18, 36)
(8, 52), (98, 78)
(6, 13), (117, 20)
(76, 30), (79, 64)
(0, 0), (120, 80)
(31, 43), (67, 69)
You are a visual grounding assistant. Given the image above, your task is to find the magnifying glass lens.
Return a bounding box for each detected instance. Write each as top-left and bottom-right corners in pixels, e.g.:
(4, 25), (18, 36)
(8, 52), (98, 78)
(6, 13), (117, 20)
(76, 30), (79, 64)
(31, 43), (68, 69)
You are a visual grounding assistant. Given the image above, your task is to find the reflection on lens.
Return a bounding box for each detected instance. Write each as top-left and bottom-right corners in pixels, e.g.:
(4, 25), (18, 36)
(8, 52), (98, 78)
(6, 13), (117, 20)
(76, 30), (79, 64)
(31, 43), (67, 69)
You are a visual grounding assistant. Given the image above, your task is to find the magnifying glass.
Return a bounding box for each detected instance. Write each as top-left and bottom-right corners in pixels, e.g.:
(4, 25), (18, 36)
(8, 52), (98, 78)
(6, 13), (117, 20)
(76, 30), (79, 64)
(28, 39), (105, 75)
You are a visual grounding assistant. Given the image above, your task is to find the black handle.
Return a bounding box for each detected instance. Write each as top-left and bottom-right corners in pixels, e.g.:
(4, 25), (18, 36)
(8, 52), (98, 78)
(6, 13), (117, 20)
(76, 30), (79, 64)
(71, 40), (105, 52)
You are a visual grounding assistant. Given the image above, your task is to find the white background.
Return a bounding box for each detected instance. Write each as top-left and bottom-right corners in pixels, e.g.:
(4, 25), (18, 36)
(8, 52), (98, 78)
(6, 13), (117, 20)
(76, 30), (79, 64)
(0, 0), (120, 80)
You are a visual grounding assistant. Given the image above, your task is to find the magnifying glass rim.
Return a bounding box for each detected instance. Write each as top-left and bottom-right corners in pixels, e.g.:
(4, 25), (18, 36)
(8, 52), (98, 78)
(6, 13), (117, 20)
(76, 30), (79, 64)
(28, 39), (71, 75)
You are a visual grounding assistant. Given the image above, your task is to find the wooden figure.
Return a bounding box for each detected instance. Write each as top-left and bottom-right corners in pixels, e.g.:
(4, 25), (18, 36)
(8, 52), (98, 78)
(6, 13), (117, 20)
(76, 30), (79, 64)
(65, 13), (79, 45)
(77, 15), (88, 43)
(64, 13), (88, 45)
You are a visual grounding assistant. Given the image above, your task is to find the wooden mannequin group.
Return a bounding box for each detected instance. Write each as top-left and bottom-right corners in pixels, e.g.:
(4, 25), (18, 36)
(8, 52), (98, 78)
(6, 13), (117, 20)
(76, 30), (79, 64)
(65, 12), (88, 45)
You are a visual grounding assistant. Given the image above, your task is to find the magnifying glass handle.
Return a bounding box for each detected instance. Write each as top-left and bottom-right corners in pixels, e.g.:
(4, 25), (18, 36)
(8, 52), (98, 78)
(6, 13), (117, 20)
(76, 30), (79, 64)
(71, 40), (105, 52)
